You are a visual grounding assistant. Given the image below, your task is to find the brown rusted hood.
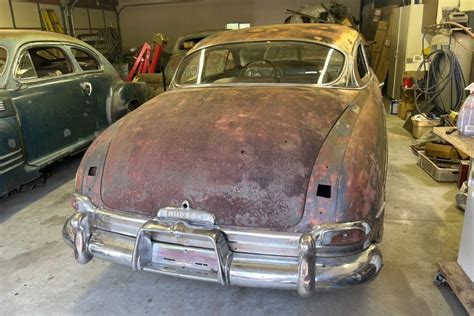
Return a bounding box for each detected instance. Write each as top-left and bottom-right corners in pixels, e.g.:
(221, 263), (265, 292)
(100, 86), (354, 229)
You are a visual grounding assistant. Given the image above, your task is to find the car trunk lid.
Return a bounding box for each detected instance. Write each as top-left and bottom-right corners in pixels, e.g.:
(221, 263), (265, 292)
(100, 86), (354, 230)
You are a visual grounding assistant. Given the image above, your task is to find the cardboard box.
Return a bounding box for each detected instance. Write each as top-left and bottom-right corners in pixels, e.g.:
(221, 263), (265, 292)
(370, 21), (390, 67)
(403, 70), (425, 81)
(376, 20), (389, 31)
(375, 41), (390, 82)
(398, 101), (415, 120)
(425, 143), (460, 160)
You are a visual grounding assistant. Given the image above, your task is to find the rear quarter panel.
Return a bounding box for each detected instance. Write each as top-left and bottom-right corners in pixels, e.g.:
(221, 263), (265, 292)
(110, 81), (149, 122)
(335, 79), (387, 224)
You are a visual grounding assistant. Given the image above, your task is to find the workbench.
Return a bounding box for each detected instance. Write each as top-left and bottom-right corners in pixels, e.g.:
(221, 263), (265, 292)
(433, 127), (473, 314)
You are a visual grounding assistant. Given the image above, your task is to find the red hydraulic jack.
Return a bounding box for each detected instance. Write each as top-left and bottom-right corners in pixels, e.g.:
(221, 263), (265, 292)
(127, 42), (162, 81)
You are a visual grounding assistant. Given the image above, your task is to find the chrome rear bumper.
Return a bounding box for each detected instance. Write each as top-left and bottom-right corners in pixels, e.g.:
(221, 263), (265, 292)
(63, 194), (383, 297)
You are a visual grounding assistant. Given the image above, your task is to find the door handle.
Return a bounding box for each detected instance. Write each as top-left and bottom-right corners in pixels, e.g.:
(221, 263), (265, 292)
(80, 82), (93, 96)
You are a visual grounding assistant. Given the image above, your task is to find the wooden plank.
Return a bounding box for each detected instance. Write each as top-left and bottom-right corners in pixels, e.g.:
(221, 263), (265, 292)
(433, 127), (474, 157)
(40, 9), (54, 32)
(47, 9), (63, 33)
(438, 262), (474, 314)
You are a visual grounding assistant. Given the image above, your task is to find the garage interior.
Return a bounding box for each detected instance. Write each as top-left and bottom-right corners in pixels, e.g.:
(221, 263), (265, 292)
(0, 0), (473, 315)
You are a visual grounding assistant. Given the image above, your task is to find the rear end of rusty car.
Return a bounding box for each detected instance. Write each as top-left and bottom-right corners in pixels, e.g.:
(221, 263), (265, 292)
(63, 24), (387, 296)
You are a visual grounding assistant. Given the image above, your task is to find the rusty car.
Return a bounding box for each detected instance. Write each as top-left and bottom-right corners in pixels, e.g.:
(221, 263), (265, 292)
(135, 30), (223, 97)
(0, 30), (148, 197)
(164, 29), (223, 84)
(63, 24), (387, 296)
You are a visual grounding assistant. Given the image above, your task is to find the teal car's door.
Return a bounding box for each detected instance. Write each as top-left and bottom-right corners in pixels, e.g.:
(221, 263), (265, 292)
(10, 44), (98, 167)
(68, 46), (110, 130)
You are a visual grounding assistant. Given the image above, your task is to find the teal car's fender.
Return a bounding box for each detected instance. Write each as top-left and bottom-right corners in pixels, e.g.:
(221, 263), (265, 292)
(0, 95), (38, 196)
(109, 81), (149, 123)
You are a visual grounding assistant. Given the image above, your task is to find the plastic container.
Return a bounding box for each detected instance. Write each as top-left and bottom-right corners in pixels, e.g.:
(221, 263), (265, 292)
(411, 114), (441, 138)
(417, 150), (459, 182)
(457, 82), (474, 136)
(402, 76), (413, 89)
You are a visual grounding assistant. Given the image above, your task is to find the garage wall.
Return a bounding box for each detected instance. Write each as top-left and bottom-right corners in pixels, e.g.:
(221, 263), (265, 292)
(118, 0), (361, 49)
(0, 0), (118, 37)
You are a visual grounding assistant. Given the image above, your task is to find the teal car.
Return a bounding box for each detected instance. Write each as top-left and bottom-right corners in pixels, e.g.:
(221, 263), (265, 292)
(0, 30), (148, 196)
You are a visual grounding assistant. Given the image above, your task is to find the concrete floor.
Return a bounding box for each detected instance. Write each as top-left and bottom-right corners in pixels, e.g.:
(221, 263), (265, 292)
(0, 113), (468, 315)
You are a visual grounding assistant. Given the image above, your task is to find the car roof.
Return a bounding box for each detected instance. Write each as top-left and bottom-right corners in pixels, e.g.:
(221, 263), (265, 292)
(177, 29), (224, 43)
(190, 23), (360, 55)
(0, 29), (94, 51)
(173, 29), (224, 52)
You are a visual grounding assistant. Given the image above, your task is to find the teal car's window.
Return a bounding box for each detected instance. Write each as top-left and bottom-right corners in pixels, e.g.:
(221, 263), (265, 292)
(0, 47), (6, 76)
(16, 52), (38, 80)
(16, 46), (73, 80)
(175, 41), (345, 86)
(71, 48), (100, 71)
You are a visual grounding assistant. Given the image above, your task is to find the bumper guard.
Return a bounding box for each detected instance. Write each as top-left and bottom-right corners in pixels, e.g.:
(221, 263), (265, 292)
(63, 194), (383, 297)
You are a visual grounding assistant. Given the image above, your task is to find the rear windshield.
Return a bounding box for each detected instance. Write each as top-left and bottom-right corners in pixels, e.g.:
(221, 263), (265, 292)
(0, 47), (7, 76)
(175, 41), (345, 86)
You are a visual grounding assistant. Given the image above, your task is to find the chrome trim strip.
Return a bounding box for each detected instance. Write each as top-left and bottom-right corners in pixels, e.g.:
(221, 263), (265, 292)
(0, 160), (23, 174)
(0, 154), (23, 167)
(0, 148), (22, 160)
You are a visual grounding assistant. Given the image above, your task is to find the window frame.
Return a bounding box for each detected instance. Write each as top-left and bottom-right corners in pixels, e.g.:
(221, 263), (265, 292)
(13, 42), (77, 84)
(0, 46), (8, 77)
(15, 51), (38, 80)
(172, 40), (349, 88)
(353, 43), (371, 86)
(67, 45), (103, 74)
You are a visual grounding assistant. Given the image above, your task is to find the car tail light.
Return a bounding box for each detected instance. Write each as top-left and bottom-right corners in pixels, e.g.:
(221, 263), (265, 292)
(321, 227), (367, 246)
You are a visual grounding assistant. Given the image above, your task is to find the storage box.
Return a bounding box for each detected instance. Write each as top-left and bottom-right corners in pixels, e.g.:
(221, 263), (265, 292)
(424, 143), (460, 160)
(411, 114), (441, 138)
(403, 70), (425, 81)
(457, 160), (470, 188)
(417, 151), (459, 182)
(398, 101), (415, 120)
(372, 28), (388, 53)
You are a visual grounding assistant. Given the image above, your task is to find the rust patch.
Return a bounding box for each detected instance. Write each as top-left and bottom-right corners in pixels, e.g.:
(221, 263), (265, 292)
(191, 24), (359, 55)
(98, 86), (355, 230)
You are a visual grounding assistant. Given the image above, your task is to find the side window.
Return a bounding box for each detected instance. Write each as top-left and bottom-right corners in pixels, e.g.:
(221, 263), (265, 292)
(16, 52), (38, 80)
(0, 48), (7, 76)
(71, 48), (100, 71)
(16, 46), (73, 80)
(356, 44), (369, 81)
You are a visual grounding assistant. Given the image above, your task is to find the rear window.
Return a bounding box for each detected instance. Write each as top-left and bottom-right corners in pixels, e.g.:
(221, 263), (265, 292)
(175, 41), (345, 86)
(0, 47), (7, 76)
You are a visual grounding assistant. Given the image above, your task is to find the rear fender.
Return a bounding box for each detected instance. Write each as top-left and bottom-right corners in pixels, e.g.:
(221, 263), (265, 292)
(294, 95), (360, 232)
(335, 82), (387, 227)
(110, 82), (149, 123)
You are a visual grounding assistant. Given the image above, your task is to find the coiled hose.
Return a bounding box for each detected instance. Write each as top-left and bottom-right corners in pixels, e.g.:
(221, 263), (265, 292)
(415, 48), (466, 115)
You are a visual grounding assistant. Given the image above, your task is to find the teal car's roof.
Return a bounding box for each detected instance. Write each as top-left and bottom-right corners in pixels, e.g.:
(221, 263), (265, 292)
(0, 29), (102, 88)
(0, 29), (91, 51)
